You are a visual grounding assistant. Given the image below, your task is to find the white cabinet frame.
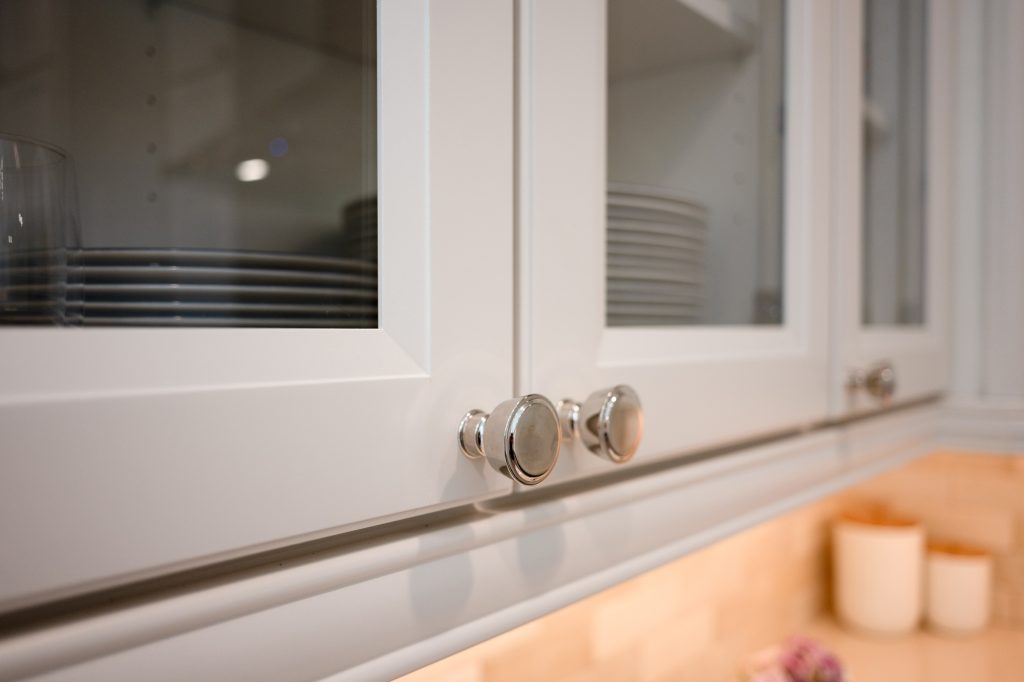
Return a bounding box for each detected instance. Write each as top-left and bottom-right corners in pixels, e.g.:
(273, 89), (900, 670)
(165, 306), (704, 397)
(0, 0), (515, 611)
(520, 0), (834, 476)
(830, 0), (953, 416)
(0, 403), (943, 681)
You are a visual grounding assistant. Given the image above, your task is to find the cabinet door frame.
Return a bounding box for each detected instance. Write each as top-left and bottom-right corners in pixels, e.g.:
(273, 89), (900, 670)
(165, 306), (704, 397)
(830, 0), (953, 416)
(0, 0), (515, 612)
(519, 0), (834, 479)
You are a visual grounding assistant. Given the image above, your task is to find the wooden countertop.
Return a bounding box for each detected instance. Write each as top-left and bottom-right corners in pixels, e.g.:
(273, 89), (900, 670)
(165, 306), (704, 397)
(807, 618), (1024, 682)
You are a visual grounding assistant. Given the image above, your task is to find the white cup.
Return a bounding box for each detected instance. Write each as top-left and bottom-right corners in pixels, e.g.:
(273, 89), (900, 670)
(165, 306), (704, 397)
(926, 545), (992, 635)
(834, 512), (924, 635)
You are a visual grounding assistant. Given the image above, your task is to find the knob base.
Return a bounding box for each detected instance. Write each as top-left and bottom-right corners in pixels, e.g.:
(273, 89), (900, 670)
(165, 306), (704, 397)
(557, 399), (581, 441)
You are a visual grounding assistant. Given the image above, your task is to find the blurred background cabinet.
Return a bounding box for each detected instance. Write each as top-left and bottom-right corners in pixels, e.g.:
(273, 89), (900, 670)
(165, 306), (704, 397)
(832, 0), (953, 416)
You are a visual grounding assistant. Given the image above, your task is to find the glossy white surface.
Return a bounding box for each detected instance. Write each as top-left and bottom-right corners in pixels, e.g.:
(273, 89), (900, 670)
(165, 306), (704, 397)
(0, 0), (516, 611)
(0, 405), (940, 681)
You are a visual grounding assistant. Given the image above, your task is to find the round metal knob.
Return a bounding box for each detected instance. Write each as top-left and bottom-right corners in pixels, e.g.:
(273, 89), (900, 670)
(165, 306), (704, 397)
(848, 362), (897, 402)
(864, 362), (897, 400)
(458, 394), (561, 485)
(558, 385), (643, 464)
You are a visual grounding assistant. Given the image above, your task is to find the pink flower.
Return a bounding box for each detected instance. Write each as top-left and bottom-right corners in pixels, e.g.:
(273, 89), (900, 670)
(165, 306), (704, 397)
(777, 636), (846, 682)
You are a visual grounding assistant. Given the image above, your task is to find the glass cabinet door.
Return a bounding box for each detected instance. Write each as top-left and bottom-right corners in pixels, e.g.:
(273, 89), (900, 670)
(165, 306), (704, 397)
(1, 0), (378, 329)
(832, 0), (952, 416)
(861, 0), (928, 327)
(0, 0), (515, 611)
(607, 0), (785, 327)
(522, 0), (832, 476)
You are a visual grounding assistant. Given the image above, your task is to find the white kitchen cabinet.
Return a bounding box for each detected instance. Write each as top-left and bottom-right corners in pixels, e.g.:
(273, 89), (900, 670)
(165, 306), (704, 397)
(830, 0), (953, 415)
(0, 0), (956, 622)
(0, 0), (515, 611)
(0, 1), (984, 678)
(520, 0), (834, 478)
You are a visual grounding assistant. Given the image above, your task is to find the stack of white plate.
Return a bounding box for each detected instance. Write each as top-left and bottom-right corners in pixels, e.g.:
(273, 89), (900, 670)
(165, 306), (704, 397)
(1, 248), (378, 328)
(341, 197), (377, 264)
(607, 184), (707, 327)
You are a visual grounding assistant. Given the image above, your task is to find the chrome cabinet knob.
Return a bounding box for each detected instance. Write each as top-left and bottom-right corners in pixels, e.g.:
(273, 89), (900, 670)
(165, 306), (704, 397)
(558, 385), (643, 464)
(458, 394), (561, 485)
(848, 362), (897, 402)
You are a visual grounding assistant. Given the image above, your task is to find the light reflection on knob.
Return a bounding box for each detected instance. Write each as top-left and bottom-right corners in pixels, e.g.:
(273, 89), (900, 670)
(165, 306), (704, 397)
(458, 394), (561, 485)
(558, 385), (643, 464)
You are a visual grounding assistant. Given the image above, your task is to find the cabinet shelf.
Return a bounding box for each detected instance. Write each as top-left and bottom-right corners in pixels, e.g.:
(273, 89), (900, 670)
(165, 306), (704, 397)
(609, 0), (755, 80)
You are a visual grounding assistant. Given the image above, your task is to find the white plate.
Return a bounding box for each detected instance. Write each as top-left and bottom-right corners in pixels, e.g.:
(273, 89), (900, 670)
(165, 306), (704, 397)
(61, 265), (377, 289)
(606, 278), (704, 292)
(0, 250), (66, 267)
(608, 309), (700, 321)
(607, 183), (706, 216)
(607, 300), (702, 314)
(63, 300), (379, 316)
(607, 288), (701, 302)
(608, 295), (701, 307)
(71, 248), (378, 273)
(607, 232), (706, 251)
(607, 220), (705, 242)
(607, 255), (704, 272)
(57, 283), (380, 301)
(607, 202), (706, 221)
(609, 267), (703, 280)
(0, 316), (60, 325)
(607, 242), (704, 260)
(608, 294), (701, 306)
(607, 316), (699, 327)
(608, 206), (705, 224)
(608, 282), (702, 297)
(608, 266), (708, 284)
(608, 213), (706, 234)
(608, 298), (701, 310)
(0, 300), (65, 311)
(607, 209), (705, 228)
(607, 275), (701, 288)
(63, 316), (377, 328)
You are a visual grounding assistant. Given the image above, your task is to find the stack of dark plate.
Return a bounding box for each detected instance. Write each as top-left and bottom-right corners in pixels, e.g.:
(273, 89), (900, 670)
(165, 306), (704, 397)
(607, 183), (707, 327)
(0, 248), (378, 328)
(0, 249), (68, 324)
(341, 197), (378, 264)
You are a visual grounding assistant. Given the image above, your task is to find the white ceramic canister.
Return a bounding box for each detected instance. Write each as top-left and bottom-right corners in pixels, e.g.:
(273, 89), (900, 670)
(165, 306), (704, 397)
(833, 511), (925, 635)
(926, 543), (992, 635)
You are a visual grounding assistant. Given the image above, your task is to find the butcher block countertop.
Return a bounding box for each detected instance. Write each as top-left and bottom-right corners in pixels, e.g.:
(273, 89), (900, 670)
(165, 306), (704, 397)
(807, 618), (1024, 682)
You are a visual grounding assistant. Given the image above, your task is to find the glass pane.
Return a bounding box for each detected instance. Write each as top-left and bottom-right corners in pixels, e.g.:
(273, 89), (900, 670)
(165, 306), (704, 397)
(0, 0), (377, 328)
(862, 0), (927, 326)
(607, 0), (785, 327)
